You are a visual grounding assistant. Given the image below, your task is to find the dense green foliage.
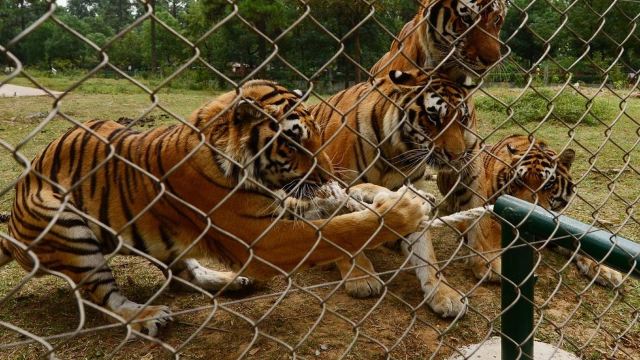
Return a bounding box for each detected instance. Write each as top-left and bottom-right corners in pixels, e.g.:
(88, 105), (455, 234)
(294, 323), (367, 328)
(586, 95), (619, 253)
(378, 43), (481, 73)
(1, 0), (639, 89)
(501, 0), (640, 85)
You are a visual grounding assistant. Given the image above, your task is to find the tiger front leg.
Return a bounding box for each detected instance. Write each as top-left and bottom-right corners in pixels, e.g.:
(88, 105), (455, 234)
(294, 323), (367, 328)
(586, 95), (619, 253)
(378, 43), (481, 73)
(401, 231), (467, 318)
(553, 247), (623, 288)
(465, 216), (502, 282)
(336, 254), (384, 298)
(170, 258), (252, 292)
(436, 167), (501, 282)
(575, 254), (623, 287)
(334, 184), (432, 298)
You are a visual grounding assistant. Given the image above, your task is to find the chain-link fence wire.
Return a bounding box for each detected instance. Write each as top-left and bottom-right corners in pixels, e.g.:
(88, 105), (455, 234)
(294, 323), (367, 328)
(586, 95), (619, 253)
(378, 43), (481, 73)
(0, 0), (638, 358)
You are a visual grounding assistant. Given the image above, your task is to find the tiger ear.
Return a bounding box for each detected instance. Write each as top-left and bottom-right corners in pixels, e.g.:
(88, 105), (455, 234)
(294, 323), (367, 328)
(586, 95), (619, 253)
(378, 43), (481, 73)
(234, 99), (279, 124)
(234, 99), (263, 124)
(389, 70), (416, 86)
(559, 148), (576, 170)
(507, 143), (518, 155)
(292, 89), (309, 101)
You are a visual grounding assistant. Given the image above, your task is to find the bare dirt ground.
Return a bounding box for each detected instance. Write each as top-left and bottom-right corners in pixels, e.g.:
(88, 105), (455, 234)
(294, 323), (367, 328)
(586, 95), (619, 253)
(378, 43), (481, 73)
(0, 84), (62, 97)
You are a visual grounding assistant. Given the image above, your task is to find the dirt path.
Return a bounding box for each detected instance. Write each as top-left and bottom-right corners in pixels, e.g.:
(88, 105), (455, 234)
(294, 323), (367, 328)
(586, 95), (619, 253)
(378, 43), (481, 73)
(0, 84), (62, 97)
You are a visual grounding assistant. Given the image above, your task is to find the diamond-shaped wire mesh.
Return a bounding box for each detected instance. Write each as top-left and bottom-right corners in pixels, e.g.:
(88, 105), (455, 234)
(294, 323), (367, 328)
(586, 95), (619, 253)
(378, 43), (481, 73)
(0, 0), (638, 359)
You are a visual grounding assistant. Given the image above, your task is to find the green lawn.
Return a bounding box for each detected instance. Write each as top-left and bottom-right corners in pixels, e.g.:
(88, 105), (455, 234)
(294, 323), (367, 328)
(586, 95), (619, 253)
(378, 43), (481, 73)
(0, 75), (638, 359)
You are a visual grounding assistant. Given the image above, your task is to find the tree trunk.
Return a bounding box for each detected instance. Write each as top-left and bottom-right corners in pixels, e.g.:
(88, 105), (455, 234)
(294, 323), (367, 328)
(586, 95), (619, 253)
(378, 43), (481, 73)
(150, 0), (157, 73)
(353, 27), (362, 83)
(117, 0), (123, 29)
(19, 0), (25, 30)
(256, 18), (267, 77)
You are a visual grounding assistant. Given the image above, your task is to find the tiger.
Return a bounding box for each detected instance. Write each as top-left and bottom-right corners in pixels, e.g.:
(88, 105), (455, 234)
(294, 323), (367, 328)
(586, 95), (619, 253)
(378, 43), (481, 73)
(0, 80), (427, 337)
(367, 0), (509, 282)
(370, 0), (508, 80)
(477, 134), (623, 287)
(309, 68), (495, 318)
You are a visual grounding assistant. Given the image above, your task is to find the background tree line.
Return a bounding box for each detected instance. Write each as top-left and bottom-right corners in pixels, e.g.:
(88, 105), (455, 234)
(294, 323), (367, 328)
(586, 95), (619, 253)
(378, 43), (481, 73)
(0, 0), (638, 89)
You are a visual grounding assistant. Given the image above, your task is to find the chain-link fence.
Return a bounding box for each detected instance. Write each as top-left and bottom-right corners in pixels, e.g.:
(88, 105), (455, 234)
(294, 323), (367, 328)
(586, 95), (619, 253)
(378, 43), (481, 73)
(1, 0), (639, 359)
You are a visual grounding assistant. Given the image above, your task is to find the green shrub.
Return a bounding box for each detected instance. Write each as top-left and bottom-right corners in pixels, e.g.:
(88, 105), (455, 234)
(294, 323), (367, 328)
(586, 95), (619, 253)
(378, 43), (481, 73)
(475, 88), (617, 126)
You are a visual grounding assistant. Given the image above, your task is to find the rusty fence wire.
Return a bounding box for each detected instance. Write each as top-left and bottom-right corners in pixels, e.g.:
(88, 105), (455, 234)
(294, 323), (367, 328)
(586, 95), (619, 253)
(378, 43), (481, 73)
(0, 0), (639, 359)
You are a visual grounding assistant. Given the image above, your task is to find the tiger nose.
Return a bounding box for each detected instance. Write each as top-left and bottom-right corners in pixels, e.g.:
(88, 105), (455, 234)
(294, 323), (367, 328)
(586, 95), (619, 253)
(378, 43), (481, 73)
(444, 150), (465, 161)
(479, 48), (501, 66)
(310, 168), (331, 184)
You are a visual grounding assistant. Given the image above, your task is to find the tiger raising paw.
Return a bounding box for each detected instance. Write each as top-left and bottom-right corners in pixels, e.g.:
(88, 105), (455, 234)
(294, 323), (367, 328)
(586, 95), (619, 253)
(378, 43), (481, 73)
(0, 80), (426, 337)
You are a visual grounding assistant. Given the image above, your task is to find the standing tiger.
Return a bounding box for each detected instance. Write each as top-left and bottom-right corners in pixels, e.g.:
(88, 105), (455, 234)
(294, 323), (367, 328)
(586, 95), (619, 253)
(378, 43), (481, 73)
(370, 0), (507, 79)
(475, 135), (622, 286)
(310, 69), (495, 317)
(0, 80), (427, 337)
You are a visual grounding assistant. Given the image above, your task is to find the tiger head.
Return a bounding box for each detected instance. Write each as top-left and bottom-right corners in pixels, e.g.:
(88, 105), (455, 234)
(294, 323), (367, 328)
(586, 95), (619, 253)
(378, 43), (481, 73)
(493, 135), (576, 211)
(421, 0), (507, 76)
(386, 69), (477, 172)
(197, 80), (333, 199)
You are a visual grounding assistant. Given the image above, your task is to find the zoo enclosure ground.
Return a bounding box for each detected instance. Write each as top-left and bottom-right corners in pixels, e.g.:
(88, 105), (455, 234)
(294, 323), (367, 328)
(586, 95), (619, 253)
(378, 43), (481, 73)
(0, 75), (638, 359)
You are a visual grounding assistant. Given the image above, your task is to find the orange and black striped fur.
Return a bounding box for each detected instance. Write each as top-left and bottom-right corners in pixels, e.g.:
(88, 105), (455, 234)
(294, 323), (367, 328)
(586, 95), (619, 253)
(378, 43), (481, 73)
(313, 69), (479, 189)
(368, 0), (509, 282)
(479, 135), (622, 286)
(0, 80), (425, 336)
(309, 69), (486, 317)
(370, 0), (507, 79)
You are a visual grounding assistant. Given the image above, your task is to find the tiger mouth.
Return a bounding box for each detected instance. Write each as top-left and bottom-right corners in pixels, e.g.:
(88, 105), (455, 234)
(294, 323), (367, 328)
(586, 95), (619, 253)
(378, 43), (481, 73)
(428, 151), (473, 170)
(445, 59), (487, 75)
(282, 180), (322, 199)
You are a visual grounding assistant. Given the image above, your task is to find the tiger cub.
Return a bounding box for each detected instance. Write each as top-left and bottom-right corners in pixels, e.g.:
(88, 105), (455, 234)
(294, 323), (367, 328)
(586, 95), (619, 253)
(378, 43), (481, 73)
(0, 80), (425, 337)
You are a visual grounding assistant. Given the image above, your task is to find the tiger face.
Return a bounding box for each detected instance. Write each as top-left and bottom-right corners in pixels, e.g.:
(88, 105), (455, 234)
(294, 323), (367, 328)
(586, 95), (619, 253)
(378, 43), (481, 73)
(388, 69), (477, 172)
(202, 81), (333, 198)
(423, 0), (507, 75)
(493, 136), (576, 211)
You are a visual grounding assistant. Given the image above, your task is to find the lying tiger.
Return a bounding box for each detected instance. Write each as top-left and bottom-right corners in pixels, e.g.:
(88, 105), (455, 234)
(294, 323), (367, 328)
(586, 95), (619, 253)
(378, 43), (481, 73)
(477, 135), (622, 286)
(0, 80), (430, 337)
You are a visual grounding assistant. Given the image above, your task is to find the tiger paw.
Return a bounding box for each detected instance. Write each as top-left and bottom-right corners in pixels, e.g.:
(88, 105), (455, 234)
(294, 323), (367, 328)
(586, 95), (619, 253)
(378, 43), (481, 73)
(125, 304), (172, 337)
(576, 259), (623, 288)
(373, 189), (424, 235)
(425, 282), (467, 318)
(344, 276), (384, 298)
(399, 185), (436, 205)
(225, 276), (253, 291)
(470, 256), (501, 283)
(594, 267), (624, 288)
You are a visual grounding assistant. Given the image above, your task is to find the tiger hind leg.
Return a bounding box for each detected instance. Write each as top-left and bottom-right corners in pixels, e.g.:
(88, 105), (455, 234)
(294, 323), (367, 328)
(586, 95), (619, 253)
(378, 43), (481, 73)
(9, 201), (171, 337)
(0, 239), (13, 267)
(170, 258), (252, 292)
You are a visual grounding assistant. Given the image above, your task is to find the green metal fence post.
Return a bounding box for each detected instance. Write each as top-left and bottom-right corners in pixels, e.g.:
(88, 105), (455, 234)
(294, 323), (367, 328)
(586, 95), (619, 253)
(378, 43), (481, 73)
(495, 194), (640, 360)
(495, 195), (640, 280)
(499, 215), (535, 360)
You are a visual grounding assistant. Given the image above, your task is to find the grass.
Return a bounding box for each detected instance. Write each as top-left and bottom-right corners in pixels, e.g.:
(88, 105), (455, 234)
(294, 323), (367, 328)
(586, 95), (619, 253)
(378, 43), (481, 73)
(0, 75), (639, 359)
(475, 86), (622, 126)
